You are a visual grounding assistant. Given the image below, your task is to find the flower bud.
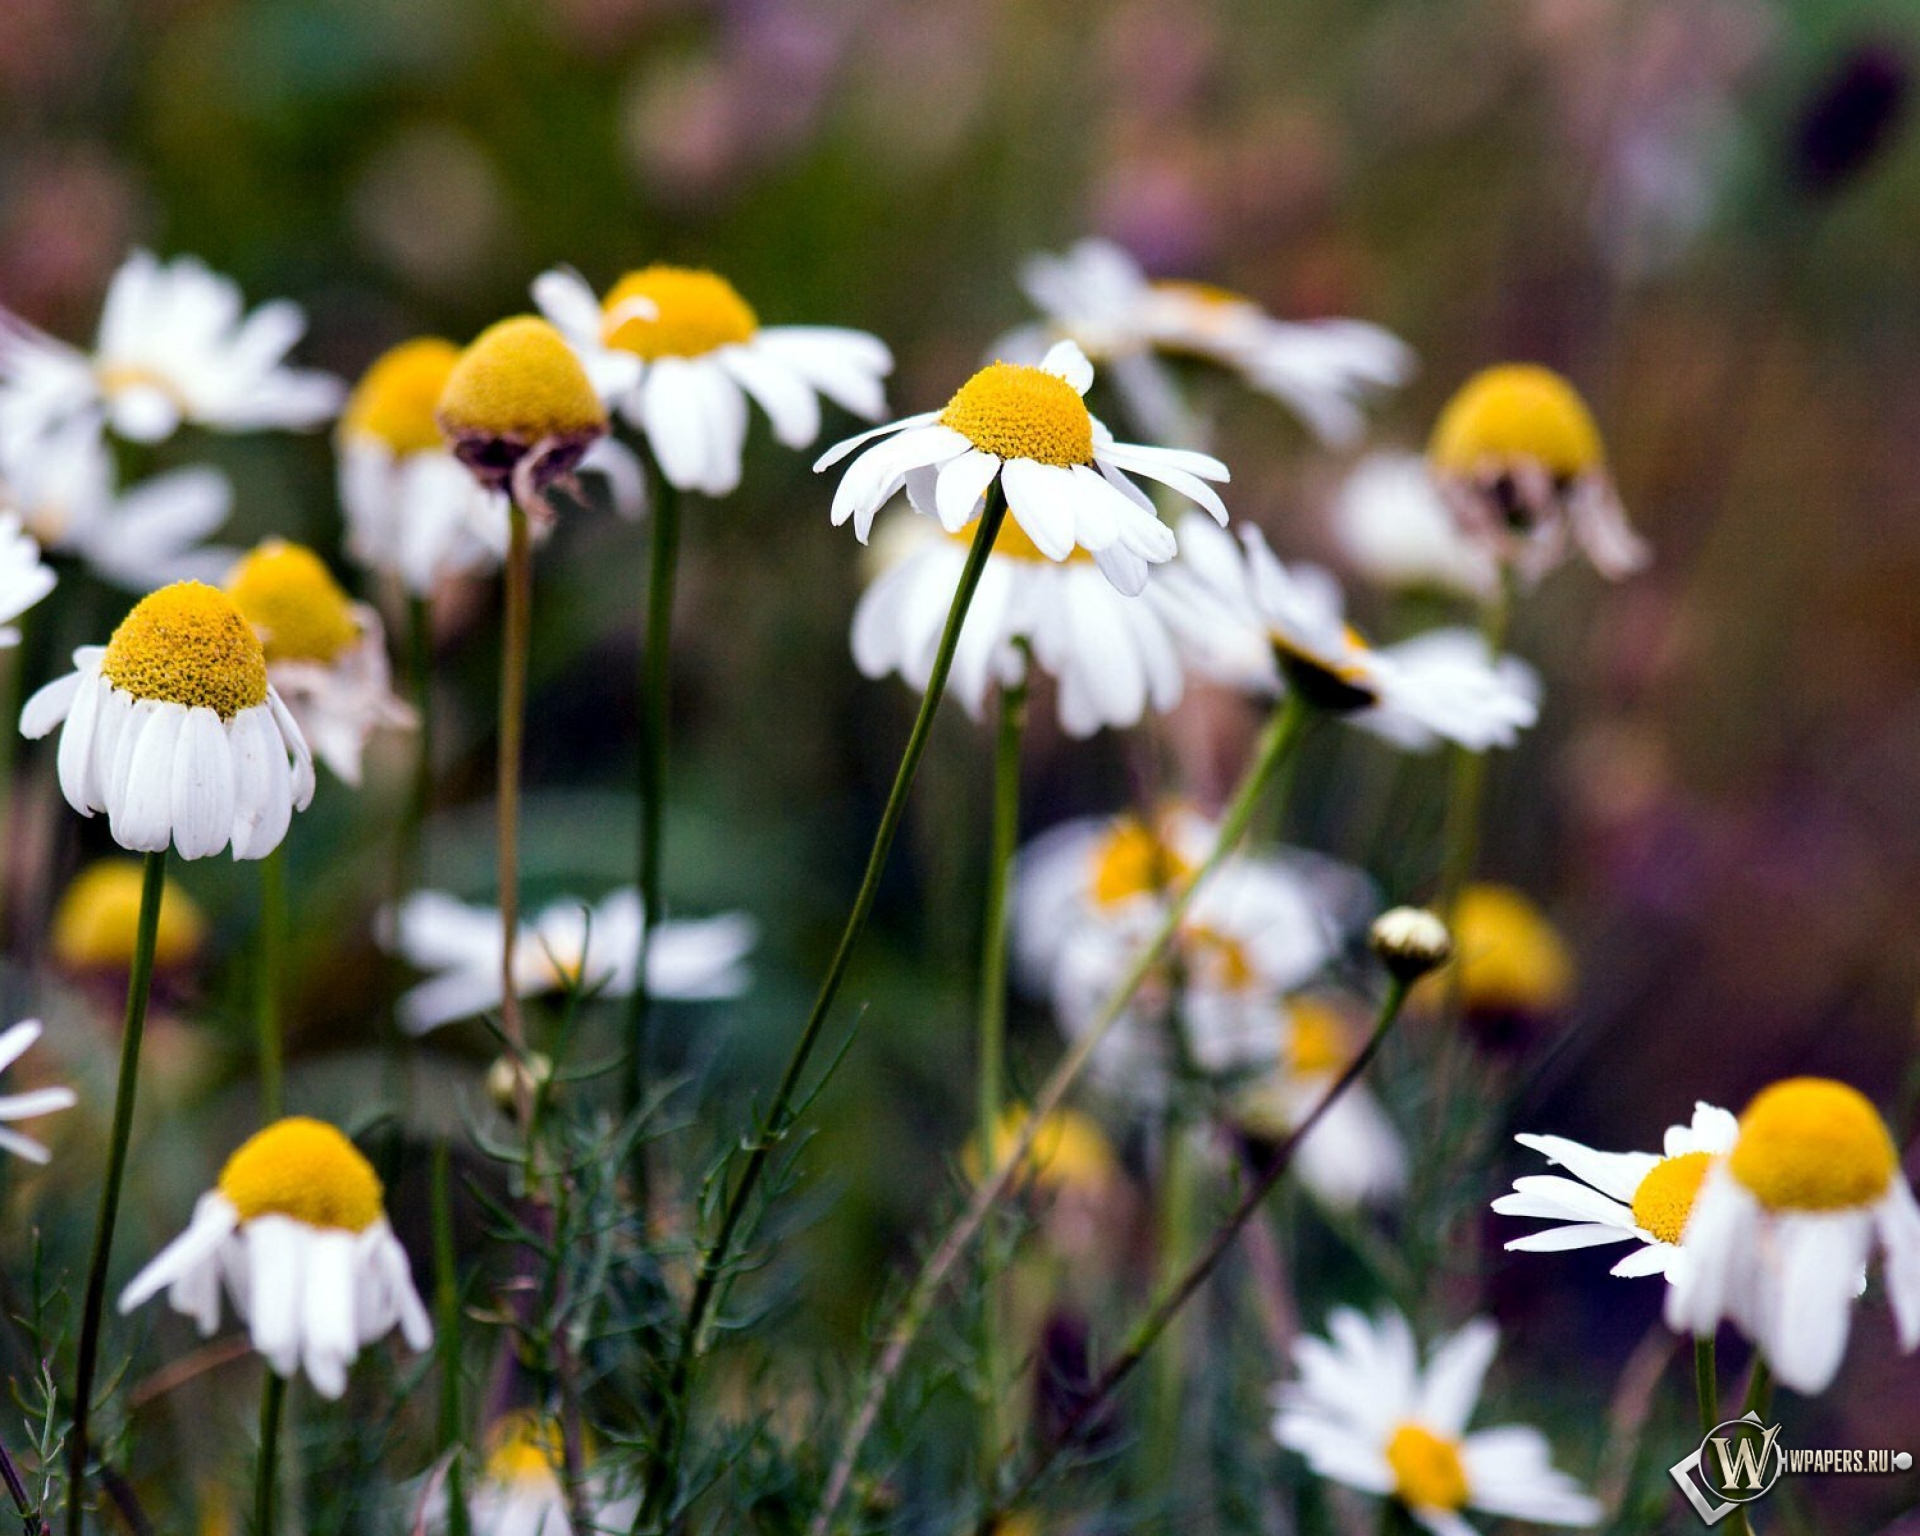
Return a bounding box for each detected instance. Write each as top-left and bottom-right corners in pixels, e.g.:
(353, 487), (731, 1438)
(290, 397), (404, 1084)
(485, 1051), (553, 1118)
(1370, 906), (1452, 983)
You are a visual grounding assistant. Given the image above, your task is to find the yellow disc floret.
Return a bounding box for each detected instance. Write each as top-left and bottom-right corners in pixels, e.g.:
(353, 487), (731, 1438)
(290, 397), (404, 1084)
(1386, 1422), (1470, 1512)
(481, 1414), (566, 1484)
(217, 1117), (384, 1232)
(601, 266), (759, 359)
(1429, 364), (1605, 479)
(970, 1104), (1118, 1194)
(1287, 999), (1351, 1076)
(1439, 884), (1574, 1017)
(101, 582), (268, 719)
(342, 338), (460, 455)
(1631, 1151), (1714, 1245)
(51, 858), (208, 973)
(946, 517), (1094, 564)
(437, 317), (607, 443)
(1186, 926), (1257, 992)
(940, 362), (1095, 467)
(226, 541), (361, 666)
(1091, 818), (1191, 906)
(1728, 1078), (1897, 1213)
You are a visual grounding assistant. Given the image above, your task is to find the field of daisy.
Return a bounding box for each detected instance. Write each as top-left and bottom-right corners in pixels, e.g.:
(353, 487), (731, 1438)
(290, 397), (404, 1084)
(0, 2), (1917, 1534)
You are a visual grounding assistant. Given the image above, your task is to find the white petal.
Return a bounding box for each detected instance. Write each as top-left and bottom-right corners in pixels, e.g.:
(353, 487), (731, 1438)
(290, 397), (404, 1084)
(998, 458), (1076, 561)
(169, 707), (235, 859)
(111, 702), (184, 853)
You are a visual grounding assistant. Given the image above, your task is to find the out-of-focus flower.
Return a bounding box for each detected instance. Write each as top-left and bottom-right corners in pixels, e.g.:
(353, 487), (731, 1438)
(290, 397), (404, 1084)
(1417, 884), (1575, 1031)
(1665, 1078), (1920, 1394)
(21, 582), (314, 860)
(118, 1116), (432, 1399)
(998, 239), (1411, 447)
(0, 509), (53, 644)
(436, 317), (608, 505)
(1273, 1308), (1603, 1533)
(426, 1413), (638, 1535)
(226, 540), (414, 786)
(0, 250), (343, 445)
(50, 857), (208, 975)
(1160, 516), (1540, 751)
(1494, 1102), (1738, 1280)
(1331, 452), (1499, 602)
(534, 265), (892, 497)
(384, 888), (755, 1035)
(817, 341), (1227, 595)
(0, 1020), (77, 1163)
(1428, 365), (1648, 583)
(967, 1103), (1120, 1198)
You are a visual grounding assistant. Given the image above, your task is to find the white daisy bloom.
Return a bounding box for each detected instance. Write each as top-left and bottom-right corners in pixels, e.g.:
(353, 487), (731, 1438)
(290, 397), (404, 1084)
(1664, 1078), (1920, 1395)
(0, 510), (54, 646)
(0, 249), (344, 445)
(1159, 515), (1541, 752)
(1493, 1101), (1738, 1281)
(118, 1117), (432, 1399)
(426, 1415), (638, 1536)
(21, 581), (314, 860)
(1331, 451), (1500, 603)
(1273, 1308), (1602, 1534)
(0, 1020), (78, 1164)
(998, 238), (1411, 447)
(385, 887), (756, 1036)
(815, 340), (1228, 594)
(533, 264), (892, 498)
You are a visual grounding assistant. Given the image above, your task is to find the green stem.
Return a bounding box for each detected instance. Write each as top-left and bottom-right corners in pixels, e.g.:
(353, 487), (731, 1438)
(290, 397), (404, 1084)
(1145, 1114), (1198, 1490)
(1694, 1336), (1719, 1439)
(1740, 1354), (1773, 1423)
(256, 846), (287, 1121)
(66, 849), (167, 1535)
(254, 1371), (286, 1536)
(636, 486), (1012, 1533)
(498, 503), (534, 1082)
(432, 1139), (469, 1536)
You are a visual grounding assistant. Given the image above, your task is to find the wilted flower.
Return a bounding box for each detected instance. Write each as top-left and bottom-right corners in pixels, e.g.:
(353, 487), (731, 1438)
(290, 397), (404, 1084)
(50, 857), (209, 976)
(0, 1020), (77, 1164)
(1331, 451), (1499, 602)
(436, 317), (608, 505)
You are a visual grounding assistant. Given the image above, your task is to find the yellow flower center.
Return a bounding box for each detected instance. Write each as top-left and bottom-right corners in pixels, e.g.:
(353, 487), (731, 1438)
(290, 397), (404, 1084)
(945, 518), (1094, 564)
(1428, 883), (1574, 1017)
(436, 316), (608, 444)
(225, 540), (361, 666)
(601, 266), (759, 359)
(50, 859), (207, 973)
(1429, 364), (1604, 479)
(970, 1104), (1118, 1194)
(95, 362), (185, 409)
(100, 581), (269, 719)
(1385, 1422), (1470, 1512)
(482, 1414), (566, 1485)
(1151, 278), (1254, 311)
(1630, 1150), (1714, 1245)
(216, 1117), (384, 1233)
(342, 337), (460, 456)
(1728, 1078), (1897, 1213)
(940, 362), (1095, 467)
(1185, 925), (1257, 992)
(1091, 819), (1191, 906)
(1287, 1000), (1350, 1076)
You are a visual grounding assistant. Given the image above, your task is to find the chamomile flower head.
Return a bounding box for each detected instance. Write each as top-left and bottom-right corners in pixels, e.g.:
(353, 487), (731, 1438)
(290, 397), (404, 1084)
(384, 887), (756, 1035)
(118, 1116), (432, 1398)
(1417, 884), (1575, 1043)
(0, 1020), (77, 1164)
(426, 1413), (638, 1535)
(436, 317), (608, 503)
(816, 341), (1228, 594)
(1273, 1308), (1602, 1534)
(51, 857), (209, 975)
(1494, 1102), (1738, 1281)
(226, 540), (414, 786)
(1665, 1078), (1920, 1394)
(533, 264), (893, 497)
(21, 581), (315, 859)
(1332, 452), (1500, 602)
(1428, 365), (1649, 583)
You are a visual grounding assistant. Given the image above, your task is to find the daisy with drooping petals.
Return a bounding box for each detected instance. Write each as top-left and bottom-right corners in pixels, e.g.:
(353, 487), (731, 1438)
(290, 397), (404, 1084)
(226, 539), (414, 786)
(50, 857), (209, 977)
(534, 265), (893, 497)
(384, 888), (756, 1035)
(816, 341), (1228, 595)
(118, 1116), (432, 1399)
(21, 581), (315, 859)
(1331, 451), (1500, 603)
(1665, 1077), (1920, 1394)
(1273, 1308), (1602, 1534)
(0, 1020), (77, 1164)
(436, 316), (609, 508)
(427, 1414), (638, 1536)
(1494, 1101), (1738, 1280)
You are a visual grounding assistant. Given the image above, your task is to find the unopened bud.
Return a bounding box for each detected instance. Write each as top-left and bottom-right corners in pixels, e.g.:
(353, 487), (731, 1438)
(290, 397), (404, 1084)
(1370, 906), (1452, 982)
(486, 1051), (553, 1117)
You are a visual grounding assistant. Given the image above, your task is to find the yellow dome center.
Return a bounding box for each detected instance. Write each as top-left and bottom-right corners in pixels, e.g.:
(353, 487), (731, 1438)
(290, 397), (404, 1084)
(940, 363), (1095, 467)
(101, 581), (269, 719)
(1631, 1150), (1714, 1245)
(970, 1104), (1118, 1194)
(342, 338), (460, 455)
(601, 266), (759, 359)
(1091, 819), (1190, 906)
(945, 518), (1094, 564)
(51, 859), (208, 973)
(1287, 1000), (1351, 1076)
(1728, 1078), (1897, 1213)
(226, 540), (361, 666)
(1429, 364), (1604, 480)
(436, 316), (608, 444)
(217, 1117), (384, 1232)
(1438, 884), (1574, 1016)
(1386, 1422), (1470, 1512)
(482, 1415), (566, 1485)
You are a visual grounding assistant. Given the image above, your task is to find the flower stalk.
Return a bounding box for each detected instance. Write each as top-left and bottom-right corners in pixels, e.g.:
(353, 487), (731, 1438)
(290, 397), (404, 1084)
(497, 501), (535, 1081)
(253, 1371), (286, 1536)
(256, 845), (287, 1120)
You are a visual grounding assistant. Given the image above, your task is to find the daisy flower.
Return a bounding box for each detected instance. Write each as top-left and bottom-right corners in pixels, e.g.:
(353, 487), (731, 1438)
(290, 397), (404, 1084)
(815, 340), (1228, 594)
(999, 239), (1412, 447)
(384, 887), (756, 1035)
(0, 509), (53, 644)
(1428, 364), (1649, 584)
(0, 1020), (78, 1164)
(426, 1414), (637, 1536)
(533, 264), (893, 497)
(118, 1116), (432, 1398)
(436, 317), (608, 508)
(1413, 884), (1574, 1052)
(226, 539), (415, 786)
(50, 857), (209, 977)
(1160, 515), (1540, 752)
(1330, 451), (1499, 603)
(1494, 1101), (1738, 1280)
(1664, 1077), (1920, 1394)
(21, 581), (315, 859)
(0, 249), (343, 445)
(1273, 1308), (1602, 1534)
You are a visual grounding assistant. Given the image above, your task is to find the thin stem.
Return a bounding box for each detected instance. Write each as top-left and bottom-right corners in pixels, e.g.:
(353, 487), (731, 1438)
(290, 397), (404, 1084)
(67, 849), (167, 1535)
(810, 692), (1314, 1536)
(1694, 1336), (1719, 1439)
(1144, 1113), (1198, 1491)
(1740, 1353), (1773, 1423)
(636, 487), (1012, 1533)
(253, 1371), (286, 1536)
(498, 502), (534, 1088)
(432, 1139), (469, 1536)
(0, 1429), (46, 1535)
(256, 846), (287, 1121)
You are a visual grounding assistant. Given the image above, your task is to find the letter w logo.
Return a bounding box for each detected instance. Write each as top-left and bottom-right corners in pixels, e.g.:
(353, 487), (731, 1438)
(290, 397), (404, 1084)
(1712, 1424), (1783, 1493)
